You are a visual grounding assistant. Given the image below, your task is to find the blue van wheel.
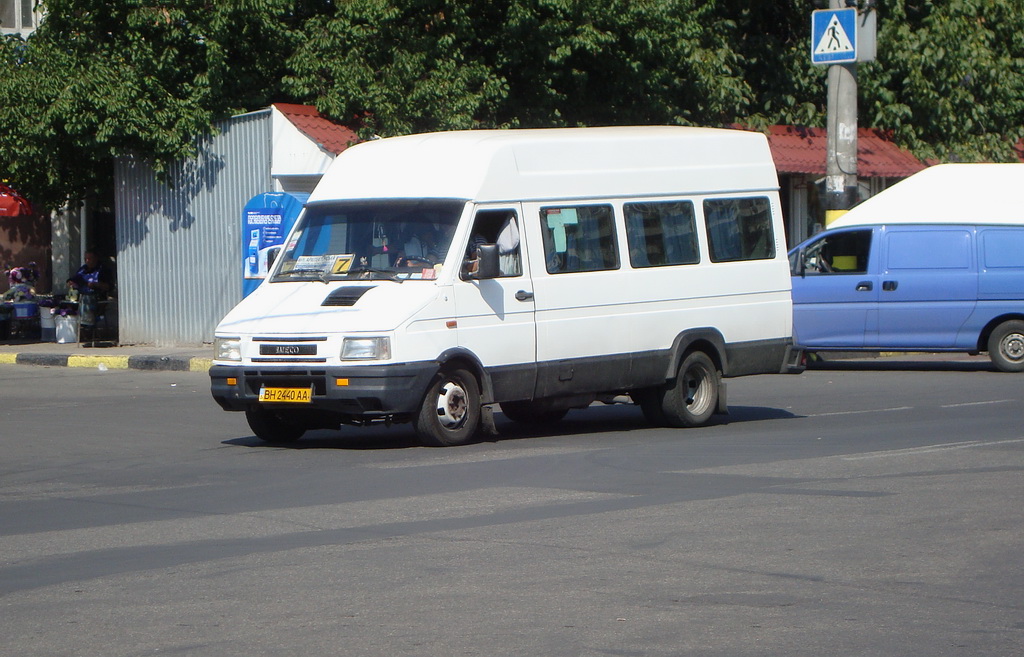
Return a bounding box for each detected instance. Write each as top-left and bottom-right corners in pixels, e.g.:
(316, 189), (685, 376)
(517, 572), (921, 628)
(988, 320), (1024, 373)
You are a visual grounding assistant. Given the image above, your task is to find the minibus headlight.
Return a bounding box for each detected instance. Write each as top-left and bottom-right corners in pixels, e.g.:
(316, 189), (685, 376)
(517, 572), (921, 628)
(341, 337), (391, 360)
(215, 337), (242, 361)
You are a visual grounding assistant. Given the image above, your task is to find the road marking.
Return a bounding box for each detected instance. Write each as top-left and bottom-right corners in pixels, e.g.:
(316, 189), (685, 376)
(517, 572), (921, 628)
(807, 399), (1011, 418)
(841, 438), (1024, 460)
(940, 399), (1012, 408)
(807, 406), (912, 418)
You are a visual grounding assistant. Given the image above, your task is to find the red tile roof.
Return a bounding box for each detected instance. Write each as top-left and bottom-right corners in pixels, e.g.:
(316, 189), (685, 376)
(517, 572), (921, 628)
(760, 125), (926, 178)
(273, 103), (361, 155)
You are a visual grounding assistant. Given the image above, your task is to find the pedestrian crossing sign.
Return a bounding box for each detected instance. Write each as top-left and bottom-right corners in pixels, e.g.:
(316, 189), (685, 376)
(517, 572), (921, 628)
(811, 8), (857, 65)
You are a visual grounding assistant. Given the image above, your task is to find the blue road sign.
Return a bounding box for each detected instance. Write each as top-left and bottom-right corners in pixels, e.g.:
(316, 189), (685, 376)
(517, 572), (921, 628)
(811, 8), (857, 65)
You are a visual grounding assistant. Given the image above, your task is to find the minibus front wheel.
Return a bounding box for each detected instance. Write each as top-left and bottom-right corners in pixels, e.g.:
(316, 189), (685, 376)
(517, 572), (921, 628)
(414, 366), (481, 446)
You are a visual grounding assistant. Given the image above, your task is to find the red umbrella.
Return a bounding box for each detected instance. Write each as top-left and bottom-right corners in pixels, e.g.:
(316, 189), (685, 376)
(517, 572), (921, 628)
(0, 183), (33, 217)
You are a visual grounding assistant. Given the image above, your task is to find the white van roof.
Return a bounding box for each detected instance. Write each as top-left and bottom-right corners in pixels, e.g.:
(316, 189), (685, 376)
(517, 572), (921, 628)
(307, 126), (778, 204)
(829, 163), (1024, 228)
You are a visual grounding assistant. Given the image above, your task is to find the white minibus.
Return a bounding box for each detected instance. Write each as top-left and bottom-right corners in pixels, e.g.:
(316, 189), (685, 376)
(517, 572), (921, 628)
(211, 126), (796, 446)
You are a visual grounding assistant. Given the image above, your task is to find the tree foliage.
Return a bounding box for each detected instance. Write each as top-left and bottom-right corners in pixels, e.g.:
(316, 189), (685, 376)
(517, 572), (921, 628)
(1, 0), (1022, 210)
(860, 0), (1024, 162)
(284, 1), (754, 135)
(0, 0), (328, 209)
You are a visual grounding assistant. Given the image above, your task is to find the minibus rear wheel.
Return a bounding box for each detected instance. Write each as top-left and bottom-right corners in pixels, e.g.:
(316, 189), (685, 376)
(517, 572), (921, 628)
(414, 367), (481, 446)
(660, 351), (719, 427)
(246, 408), (305, 444)
(988, 320), (1024, 372)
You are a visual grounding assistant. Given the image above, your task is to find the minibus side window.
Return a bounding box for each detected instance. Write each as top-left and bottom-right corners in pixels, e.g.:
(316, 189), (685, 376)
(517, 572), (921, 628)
(704, 197), (775, 262)
(461, 209), (522, 279)
(624, 201), (699, 268)
(540, 204), (619, 274)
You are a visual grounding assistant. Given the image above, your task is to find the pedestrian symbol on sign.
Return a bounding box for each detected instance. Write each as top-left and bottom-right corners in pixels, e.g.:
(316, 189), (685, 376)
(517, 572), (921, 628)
(811, 8), (857, 65)
(815, 15), (854, 56)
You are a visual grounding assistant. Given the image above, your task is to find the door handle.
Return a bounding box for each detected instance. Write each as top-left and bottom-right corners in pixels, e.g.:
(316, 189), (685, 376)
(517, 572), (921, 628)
(882, 280), (898, 291)
(515, 290), (534, 301)
(856, 281), (873, 291)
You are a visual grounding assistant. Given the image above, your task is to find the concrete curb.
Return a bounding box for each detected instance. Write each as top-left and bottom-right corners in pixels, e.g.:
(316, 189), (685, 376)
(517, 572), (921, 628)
(0, 352), (212, 372)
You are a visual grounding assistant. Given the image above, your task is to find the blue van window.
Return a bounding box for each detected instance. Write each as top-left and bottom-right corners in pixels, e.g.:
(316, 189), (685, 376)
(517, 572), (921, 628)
(886, 231), (970, 270)
(981, 229), (1024, 268)
(793, 229), (871, 275)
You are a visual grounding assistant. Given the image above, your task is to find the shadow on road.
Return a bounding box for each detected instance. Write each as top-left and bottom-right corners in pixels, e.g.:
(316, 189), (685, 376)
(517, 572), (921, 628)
(808, 356), (997, 373)
(222, 402), (800, 451)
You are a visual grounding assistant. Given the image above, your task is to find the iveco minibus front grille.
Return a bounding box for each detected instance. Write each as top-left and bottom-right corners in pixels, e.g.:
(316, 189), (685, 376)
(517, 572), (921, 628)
(251, 336), (328, 363)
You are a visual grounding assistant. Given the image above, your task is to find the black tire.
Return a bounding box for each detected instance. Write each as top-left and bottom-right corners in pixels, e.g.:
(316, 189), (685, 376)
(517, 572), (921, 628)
(414, 367), (481, 446)
(246, 408), (305, 444)
(988, 320), (1024, 372)
(660, 351), (719, 428)
(499, 400), (569, 425)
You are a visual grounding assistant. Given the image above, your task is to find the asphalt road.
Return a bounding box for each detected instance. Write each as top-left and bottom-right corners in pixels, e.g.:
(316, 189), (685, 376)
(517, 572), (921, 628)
(1, 358), (1022, 656)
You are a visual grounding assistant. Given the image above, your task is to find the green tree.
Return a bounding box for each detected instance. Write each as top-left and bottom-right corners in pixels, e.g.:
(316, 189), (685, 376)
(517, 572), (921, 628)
(859, 0), (1024, 162)
(284, 0), (754, 136)
(3, 0), (1023, 213)
(715, 1), (825, 129)
(0, 0), (329, 210)
(284, 1), (507, 136)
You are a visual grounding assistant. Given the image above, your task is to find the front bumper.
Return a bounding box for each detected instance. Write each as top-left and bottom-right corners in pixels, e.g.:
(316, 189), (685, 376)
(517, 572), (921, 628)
(210, 362), (438, 418)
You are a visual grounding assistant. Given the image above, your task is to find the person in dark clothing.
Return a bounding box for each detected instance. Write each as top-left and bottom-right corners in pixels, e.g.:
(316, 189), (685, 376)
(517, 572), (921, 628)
(67, 251), (113, 297)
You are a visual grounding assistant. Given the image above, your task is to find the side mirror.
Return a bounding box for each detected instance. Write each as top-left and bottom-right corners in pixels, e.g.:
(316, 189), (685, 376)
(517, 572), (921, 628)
(475, 244), (501, 280)
(267, 246), (281, 270)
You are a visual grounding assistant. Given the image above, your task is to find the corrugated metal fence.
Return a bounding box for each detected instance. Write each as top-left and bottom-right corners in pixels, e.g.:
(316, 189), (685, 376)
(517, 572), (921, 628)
(115, 110), (271, 345)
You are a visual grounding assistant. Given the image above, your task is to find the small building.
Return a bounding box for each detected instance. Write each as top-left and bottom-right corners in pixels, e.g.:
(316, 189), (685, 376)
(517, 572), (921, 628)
(0, 0), (42, 38)
(112, 104), (358, 345)
(762, 125), (927, 246)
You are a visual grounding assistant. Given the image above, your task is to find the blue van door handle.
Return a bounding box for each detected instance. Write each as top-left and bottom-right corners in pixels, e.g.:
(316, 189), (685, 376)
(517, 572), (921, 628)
(856, 281), (873, 291)
(515, 290), (534, 301)
(882, 280), (899, 291)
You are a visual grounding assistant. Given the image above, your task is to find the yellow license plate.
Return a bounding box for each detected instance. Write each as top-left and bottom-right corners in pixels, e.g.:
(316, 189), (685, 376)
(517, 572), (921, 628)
(259, 387), (313, 403)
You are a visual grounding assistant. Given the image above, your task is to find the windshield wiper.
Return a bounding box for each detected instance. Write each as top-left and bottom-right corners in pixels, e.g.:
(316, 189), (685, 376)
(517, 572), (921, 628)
(350, 265), (404, 283)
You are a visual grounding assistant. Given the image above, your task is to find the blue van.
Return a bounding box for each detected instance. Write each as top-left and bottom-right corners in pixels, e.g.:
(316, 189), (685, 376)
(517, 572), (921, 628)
(789, 164), (1024, 372)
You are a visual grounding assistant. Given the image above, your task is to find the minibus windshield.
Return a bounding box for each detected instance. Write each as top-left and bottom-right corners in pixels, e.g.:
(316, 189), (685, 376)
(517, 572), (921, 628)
(272, 199), (465, 282)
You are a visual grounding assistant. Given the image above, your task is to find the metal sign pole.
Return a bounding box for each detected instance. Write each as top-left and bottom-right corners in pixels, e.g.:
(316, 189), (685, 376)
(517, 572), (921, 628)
(825, 0), (858, 225)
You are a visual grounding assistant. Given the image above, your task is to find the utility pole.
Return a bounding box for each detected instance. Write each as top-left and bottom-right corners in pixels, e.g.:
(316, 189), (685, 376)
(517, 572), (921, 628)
(825, 0), (858, 225)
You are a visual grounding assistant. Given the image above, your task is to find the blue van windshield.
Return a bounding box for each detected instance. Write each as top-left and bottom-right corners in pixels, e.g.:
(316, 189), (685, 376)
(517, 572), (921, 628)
(272, 199), (465, 282)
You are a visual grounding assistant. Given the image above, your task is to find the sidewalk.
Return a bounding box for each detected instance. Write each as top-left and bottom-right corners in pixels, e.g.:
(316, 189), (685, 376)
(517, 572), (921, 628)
(0, 339), (213, 372)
